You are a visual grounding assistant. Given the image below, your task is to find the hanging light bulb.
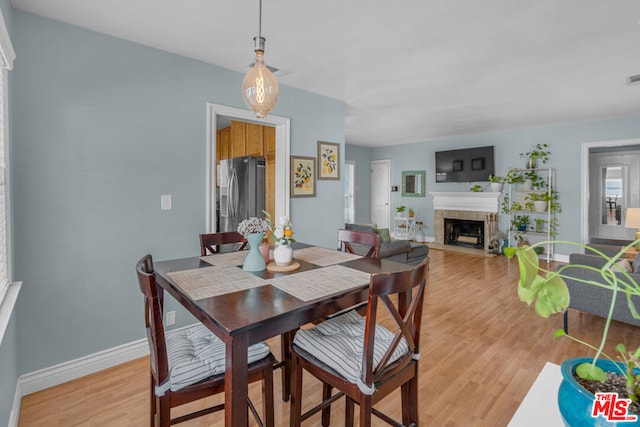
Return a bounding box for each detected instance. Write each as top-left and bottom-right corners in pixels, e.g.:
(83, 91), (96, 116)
(242, 0), (279, 118)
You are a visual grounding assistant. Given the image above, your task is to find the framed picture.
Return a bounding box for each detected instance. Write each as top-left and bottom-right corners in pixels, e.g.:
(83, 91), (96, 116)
(471, 157), (485, 170)
(317, 141), (340, 180)
(290, 156), (316, 197)
(402, 170), (426, 197)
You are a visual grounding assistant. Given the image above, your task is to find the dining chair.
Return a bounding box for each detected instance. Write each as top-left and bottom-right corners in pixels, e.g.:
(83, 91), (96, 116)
(289, 259), (428, 427)
(199, 231), (247, 256)
(135, 254), (275, 427)
(338, 229), (382, 258)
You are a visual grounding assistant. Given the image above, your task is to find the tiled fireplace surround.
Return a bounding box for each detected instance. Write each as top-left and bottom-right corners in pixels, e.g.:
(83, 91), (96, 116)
(431, 192), (500, 251)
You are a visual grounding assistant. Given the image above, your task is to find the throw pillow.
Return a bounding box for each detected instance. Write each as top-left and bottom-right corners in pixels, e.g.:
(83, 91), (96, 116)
(633, 253), (640, 274)
(611, 258), (633, 273)
(375, 228), (391, 243)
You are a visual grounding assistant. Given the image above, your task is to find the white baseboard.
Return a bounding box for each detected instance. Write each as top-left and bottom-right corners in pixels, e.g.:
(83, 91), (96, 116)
(18, 337), (149, 396)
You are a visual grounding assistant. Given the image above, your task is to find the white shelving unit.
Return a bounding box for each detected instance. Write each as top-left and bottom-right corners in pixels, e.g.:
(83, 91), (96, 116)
(394, 216), (416, 240)
(507, 168), (556, 263)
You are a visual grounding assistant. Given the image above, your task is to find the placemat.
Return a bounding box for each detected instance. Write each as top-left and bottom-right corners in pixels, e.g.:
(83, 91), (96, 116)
(269, 265), (370, 302)
(200, 251), (249, 267)
(168, 266), (265, 301)
(293, 246), (362, 267)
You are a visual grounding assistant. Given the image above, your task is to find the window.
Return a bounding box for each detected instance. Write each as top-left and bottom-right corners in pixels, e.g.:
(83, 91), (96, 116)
(344, 161), (355, 224)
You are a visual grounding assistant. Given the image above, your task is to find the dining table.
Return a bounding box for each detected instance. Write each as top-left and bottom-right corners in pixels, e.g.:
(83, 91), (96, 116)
(152, 242), (416, 426)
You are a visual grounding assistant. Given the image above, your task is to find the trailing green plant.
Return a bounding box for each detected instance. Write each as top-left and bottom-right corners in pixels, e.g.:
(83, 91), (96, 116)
(488, 174), (503, 183)
(534, 218), (546, 232)
(504, 241), (640, 388)
(520, 143), (551, 166)
(469, 185), (483, 192)
(512, 214), (530, 231)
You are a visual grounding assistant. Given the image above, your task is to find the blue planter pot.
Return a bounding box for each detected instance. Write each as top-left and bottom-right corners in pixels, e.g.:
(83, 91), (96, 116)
(242, 233), (266, 272)
(559, 357), (640, 426)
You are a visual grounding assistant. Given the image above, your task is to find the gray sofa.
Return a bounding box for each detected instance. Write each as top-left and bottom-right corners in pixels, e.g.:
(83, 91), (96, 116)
(561, 252), (640, 332)
(343, 223), (428, 265)
(588, 237), (633, 257)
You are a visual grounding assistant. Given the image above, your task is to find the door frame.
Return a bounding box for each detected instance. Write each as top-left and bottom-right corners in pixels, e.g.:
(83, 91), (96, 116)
(206, 103), (290, 232)
(581, 137), (640, 244)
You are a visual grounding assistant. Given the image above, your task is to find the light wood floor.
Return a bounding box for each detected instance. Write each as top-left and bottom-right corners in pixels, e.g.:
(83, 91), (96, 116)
(18, 249), (640, 426)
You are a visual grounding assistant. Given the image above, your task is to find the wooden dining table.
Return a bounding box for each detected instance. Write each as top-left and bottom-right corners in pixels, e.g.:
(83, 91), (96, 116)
(152, 242), (414, 426)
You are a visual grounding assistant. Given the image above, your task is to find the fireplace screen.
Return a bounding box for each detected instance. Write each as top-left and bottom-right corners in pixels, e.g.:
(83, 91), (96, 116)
(444, 218), (484, 249)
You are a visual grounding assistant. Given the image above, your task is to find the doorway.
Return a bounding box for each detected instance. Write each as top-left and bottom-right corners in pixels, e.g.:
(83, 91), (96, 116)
(370, 160), (391, 229)
(206, 104), (290, 232)
(582, 138), (640, 243)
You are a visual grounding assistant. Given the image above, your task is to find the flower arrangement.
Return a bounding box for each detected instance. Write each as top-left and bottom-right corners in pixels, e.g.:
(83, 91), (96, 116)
(272, 216), (296, 246)
(237, 217), (272, 236)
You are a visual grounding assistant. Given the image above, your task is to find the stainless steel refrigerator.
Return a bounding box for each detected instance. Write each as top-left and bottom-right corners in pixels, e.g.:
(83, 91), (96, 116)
(218, 156), (266, 232)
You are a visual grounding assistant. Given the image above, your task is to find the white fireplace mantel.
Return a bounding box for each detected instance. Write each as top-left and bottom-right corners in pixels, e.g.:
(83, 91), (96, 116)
(430, 192), (500, 213)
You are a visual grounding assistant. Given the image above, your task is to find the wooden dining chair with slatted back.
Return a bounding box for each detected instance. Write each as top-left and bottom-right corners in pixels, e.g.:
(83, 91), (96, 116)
(135, 254), (275, 427)
(289, 259), (428, 427)
(337, 229), (382, 258)
(199, 231), (247, 256)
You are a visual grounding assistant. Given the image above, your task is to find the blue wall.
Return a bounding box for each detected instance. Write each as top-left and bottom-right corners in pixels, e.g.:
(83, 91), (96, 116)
(11, 10), (344, 375)
(347, 114), (640, 245)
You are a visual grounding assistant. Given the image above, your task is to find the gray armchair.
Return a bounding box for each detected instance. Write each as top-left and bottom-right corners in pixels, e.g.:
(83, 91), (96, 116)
(561, 253), (640, 332)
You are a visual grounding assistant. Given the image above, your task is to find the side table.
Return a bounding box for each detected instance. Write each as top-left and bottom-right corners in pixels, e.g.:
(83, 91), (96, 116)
(393, 216), (416, 240)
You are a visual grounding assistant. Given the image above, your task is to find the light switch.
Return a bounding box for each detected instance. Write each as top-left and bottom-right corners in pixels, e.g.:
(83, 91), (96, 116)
(161, 194), (172, 210)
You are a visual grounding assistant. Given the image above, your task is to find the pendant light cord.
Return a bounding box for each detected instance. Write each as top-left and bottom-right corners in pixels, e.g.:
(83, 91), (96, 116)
(258, 0), (262, 39)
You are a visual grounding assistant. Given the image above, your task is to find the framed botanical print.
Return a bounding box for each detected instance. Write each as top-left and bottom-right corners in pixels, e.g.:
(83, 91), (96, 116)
(317, 141), (340, 180)
(290, 156), (316, 197)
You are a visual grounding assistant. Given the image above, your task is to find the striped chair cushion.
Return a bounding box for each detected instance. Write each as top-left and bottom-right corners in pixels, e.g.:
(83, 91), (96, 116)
(293, 310), (409, 387)
(166, 324), (270, 391)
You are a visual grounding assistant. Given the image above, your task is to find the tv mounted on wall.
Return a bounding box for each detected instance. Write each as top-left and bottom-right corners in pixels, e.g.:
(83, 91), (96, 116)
(435, 145), (495, 183)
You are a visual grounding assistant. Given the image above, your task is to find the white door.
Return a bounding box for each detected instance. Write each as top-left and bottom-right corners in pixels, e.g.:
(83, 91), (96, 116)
(371, 160), (391, 229)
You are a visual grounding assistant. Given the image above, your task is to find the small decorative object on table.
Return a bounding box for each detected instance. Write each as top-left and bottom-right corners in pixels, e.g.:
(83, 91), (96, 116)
(272, 216), (296, 266)
(237, 217), (272, 271)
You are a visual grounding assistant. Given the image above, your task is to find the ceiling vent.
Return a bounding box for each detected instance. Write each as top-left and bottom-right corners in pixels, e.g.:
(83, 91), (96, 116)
(627, 74), (640, 85)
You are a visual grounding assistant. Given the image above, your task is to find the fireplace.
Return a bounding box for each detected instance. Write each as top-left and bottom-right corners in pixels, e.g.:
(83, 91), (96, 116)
(445, 218), (484, 248)
(431, 192), (500, 251)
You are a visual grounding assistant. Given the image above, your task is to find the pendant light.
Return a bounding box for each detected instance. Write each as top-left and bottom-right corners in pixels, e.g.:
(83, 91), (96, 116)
(242, 0), (279, 118)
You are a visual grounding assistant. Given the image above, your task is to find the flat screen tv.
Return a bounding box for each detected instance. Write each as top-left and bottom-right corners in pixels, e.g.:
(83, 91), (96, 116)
(435, 145), (495, 183)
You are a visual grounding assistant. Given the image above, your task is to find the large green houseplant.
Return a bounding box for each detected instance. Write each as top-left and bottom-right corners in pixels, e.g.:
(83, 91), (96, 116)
(505, 242), (640, 422)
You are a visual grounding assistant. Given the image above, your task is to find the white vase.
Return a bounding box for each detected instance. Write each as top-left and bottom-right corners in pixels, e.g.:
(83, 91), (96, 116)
(273, 244), (293, 266)
(490, 183), (503, 192)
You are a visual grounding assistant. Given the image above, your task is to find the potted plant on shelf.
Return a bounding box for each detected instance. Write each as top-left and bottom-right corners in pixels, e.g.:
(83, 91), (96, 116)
(525, 192), (549, 212)
(534, 218), (546, 233)
(408, 207), (415, 218)
(512, 214), (530, 232)
(396, 205), (406, 217)
(520, 143), (551, 169)
(505, 242), (640, 425)
(488, 174), (504, 192)
(469, 185), (483, 192)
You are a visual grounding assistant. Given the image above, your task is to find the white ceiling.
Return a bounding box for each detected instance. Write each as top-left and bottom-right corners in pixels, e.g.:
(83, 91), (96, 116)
(10, 0), (640, 147)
